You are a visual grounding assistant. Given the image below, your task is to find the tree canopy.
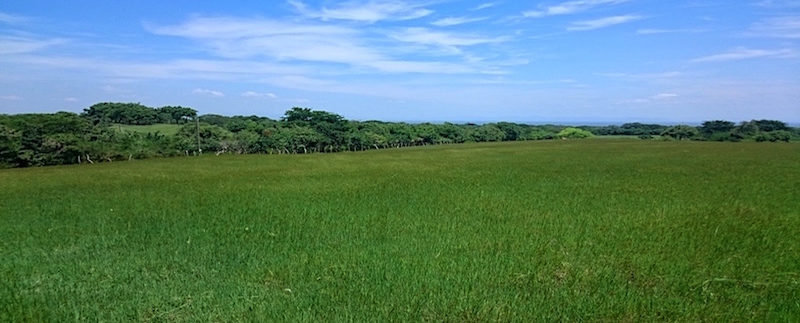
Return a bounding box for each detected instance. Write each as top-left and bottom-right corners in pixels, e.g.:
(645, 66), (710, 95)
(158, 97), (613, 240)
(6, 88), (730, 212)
(0, 103), (796, 168)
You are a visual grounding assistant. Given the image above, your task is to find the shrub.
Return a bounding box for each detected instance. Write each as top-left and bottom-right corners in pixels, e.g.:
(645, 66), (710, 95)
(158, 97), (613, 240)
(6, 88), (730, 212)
(557, 127), (593, 139)
(708, 131), (732, 142)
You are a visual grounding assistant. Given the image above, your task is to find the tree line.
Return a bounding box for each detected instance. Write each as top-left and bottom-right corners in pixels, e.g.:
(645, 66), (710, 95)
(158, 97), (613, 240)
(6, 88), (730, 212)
(0, 103), (797, 168)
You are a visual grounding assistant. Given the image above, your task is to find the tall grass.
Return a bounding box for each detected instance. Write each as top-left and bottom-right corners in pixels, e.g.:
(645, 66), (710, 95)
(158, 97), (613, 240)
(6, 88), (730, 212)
(1, 140), (798, 321)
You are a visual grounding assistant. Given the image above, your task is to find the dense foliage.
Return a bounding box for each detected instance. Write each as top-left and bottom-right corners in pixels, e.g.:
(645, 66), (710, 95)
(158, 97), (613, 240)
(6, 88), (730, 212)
(84, 102), (196, 125)
(0, 103), (797, 168)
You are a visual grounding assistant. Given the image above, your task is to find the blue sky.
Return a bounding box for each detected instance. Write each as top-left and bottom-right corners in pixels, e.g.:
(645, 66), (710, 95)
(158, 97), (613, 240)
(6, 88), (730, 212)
(1, 0), (798, 123)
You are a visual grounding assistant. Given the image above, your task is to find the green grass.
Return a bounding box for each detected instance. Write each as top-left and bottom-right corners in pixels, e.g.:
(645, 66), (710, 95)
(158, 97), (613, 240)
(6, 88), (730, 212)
(1, 140), (798, 321)
(111, 123), (183, 136)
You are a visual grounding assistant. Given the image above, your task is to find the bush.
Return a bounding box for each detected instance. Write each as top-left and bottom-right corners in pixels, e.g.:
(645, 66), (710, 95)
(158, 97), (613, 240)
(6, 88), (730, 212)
(708, 131), (732, 142)
(557, 127), (593, 139)
(754, 131), (791, 142)
(769, 130), (792, 142)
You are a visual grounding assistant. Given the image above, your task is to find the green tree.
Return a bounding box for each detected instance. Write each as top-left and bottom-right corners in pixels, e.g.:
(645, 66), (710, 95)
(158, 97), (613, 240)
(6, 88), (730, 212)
(84, 102), (161, 125)
(699, 120), (735, 139)
(438, 123), (467, 143)
(732, 121), (759, 140)
(157, 106), (197, 124)
(752, 120), (788, 132)
(494, 122), (526, 141)
(0, 124), (22, 167)
(661, 125), (699, 140)
(469, 124), (505, 142)
(175, 123), (232, 153)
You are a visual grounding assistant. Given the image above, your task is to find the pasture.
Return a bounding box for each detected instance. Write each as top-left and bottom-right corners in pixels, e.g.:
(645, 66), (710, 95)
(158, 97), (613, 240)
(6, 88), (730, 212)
(1, 139), (798, 321)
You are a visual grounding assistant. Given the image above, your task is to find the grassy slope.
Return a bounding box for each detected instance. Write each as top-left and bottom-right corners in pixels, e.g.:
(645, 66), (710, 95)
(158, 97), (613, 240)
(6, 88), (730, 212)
(1, 140), (798, 321)
(111, 123), (183, 136)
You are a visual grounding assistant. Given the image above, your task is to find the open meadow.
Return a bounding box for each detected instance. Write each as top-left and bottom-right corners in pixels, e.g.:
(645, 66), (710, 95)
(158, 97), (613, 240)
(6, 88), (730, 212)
(1, 139), (798, 321)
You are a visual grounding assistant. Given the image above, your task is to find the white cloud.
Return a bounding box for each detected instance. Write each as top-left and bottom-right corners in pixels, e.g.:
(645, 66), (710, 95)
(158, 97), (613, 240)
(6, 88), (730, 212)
(652, 93), (678, 100)
(391, 27), (508, 50)
(0, 12), (28, 25)
(192, 88), (225, 97)
(753, 0), (800, 8)
(432, 16), (487, 27)
(600, 71), (683, 79)
(747, 16), (800, 39)
(363, 60), (475, 73)
(7, 55), (311, 81)
(618, 93), (678, 104)
(101, 85), (115, 92)
(473, 2), (496, 11)
(0, 95), (23, 100)
(691, 48), (796, 62)
(148, 17), (383, 63)
(241, 91), (277, 99)
(637, 28), (705, 35)
(523, 0), (629, 18)
(63, 97), (78, 102)
(289, 0), (432, 23)
(0, 36), (66, 55)
(567, 15), (642, 31)
(147, 16), (510, 74)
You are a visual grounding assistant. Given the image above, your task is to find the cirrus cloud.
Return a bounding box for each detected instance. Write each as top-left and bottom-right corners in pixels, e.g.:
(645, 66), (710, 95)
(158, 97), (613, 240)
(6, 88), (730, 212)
(241, 91), (277, 99)
(523, 0), (629, 18)
(691, 48), (796, 62)
(567, 15), (643, 31)
(288, 0), (432, 23)
(193, 88), (225, 97)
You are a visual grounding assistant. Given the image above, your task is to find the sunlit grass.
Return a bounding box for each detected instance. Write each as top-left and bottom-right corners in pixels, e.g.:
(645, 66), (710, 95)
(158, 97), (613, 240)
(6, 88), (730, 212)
(1, 140), (798, 321)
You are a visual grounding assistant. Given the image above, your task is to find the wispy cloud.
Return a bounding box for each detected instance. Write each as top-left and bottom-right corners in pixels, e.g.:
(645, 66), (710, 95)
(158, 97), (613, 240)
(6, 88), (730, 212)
(149, 17), (384, 63)
(691, 48), (796, 62)
(753, 0), (800, 8)
(8, 54), (310, 81)
(618, 92), (678, 105)
(63, 97), (78, 102)
(0, 36), (67, 55)
(241, 91), (277, 99)
(600, 71), (683, 79)
(148, 16), (511, 74)
(567, 15), (642, 31)
(0, 12), (29, 25)
(288, 0), (432, 23)
(523, 0), (629, 18)
(652, 93), (678, 100)
(0, 95), (23, 101)
(391, 27), (507, 48)
(747, 16), (800, 39)
(193, 88), (225, 97)
(432, 16), (487, 27)
(473, 2), (496, 11)
(637, 28), (705, 35)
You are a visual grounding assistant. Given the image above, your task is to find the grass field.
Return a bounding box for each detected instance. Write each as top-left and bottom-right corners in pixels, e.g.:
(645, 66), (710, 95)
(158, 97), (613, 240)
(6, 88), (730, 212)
(111, 123), (183, 136)
(1, 139), (798, 321)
